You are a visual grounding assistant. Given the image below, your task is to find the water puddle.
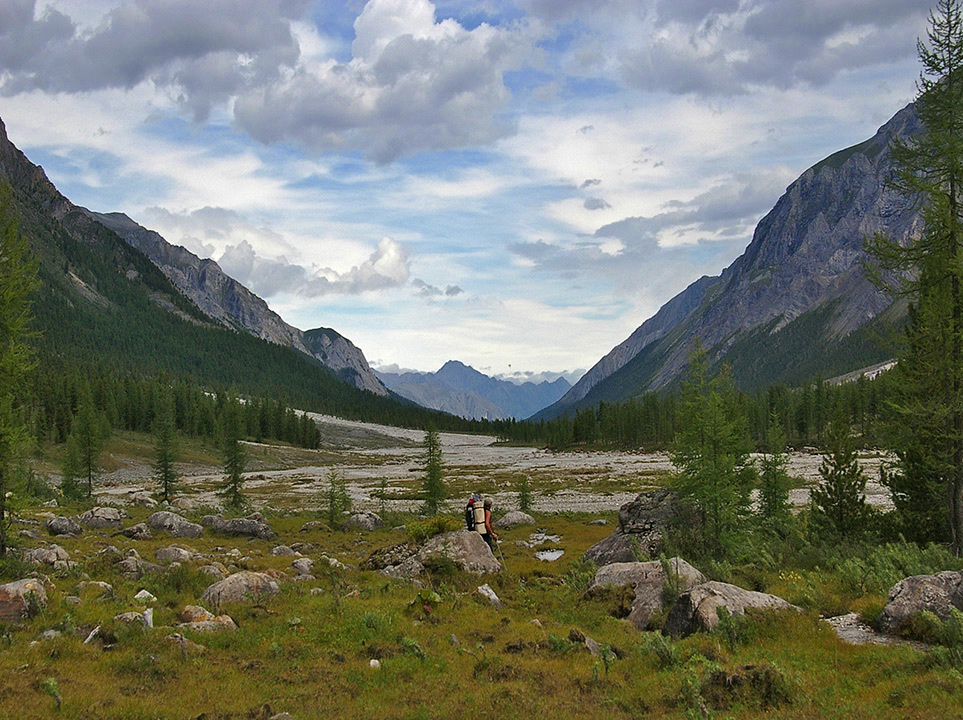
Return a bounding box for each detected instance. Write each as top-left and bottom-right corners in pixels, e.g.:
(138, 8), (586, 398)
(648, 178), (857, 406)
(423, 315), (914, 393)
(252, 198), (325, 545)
(528, 532), (561, 546)
(535, 549), (564, 562)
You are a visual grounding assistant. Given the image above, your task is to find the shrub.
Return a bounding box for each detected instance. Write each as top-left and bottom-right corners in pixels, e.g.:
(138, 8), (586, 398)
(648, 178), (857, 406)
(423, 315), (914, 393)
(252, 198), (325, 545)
(405, 515), (461, 543)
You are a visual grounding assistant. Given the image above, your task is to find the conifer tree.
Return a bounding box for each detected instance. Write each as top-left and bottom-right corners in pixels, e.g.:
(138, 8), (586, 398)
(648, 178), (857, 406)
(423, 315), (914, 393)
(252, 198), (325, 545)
(670, 345), (756, 556)
(0, 183), (37, 556)
(865, 0), (963, 551)
(758, 411), (793, 527)
(421, 423), (445, 515)
(152, 392), (178, 503)
(219, 394), (246, 509)
(66, 390), (107, 499)
(810, 416), (869, 539)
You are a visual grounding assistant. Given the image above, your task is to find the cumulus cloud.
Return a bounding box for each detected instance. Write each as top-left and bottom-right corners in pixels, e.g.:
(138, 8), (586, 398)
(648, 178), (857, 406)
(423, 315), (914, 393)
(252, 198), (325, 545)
(233, 0), (533, 161)
(0, 0), (306, 119)
(0, 0), (533, 160)
(618, 0), (931, 95)
(219, 235), (411, 298)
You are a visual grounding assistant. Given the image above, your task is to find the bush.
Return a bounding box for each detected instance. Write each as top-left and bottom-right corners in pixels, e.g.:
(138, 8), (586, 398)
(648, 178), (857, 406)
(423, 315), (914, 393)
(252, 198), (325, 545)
(405, 515), (461, 543)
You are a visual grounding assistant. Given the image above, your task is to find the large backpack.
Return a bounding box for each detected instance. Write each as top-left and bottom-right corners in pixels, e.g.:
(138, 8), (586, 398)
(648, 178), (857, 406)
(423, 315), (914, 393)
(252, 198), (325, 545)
(465, 499), (476, 531)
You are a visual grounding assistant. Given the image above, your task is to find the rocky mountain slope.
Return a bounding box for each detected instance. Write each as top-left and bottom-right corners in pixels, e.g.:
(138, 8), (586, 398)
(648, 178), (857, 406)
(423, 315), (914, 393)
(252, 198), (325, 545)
(376, 360), (570, 420)
(88, 211), (386, 396)
(540, 103), (921, 418)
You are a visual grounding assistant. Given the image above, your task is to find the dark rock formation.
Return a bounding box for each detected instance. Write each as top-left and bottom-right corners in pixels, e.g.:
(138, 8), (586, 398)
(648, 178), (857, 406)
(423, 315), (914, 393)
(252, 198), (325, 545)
(583, 489), (680, 565)
(876, 571), (963, 635)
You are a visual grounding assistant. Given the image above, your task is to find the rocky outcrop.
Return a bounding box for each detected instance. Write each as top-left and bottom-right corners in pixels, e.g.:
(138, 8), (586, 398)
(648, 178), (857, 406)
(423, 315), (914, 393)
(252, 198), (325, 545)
(155, 546), (195, 564)
(119, 523), (152, 540)
(583, 490), (680, 565)
(663, 581), (800, 637)
(147, 511), (204, 538)
(200, 571), (281, 607)
(22, 544), (70, 568)
(0, 578), (47, 624)
(496, 511), (535, 528)
(88, 211), (388, 397)
(876, 571), (963, 635)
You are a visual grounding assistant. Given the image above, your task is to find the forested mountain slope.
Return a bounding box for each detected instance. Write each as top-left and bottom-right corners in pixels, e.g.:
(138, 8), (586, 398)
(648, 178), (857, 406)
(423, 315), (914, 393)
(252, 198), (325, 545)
(0, 115), (456, 428)
(538, 103), (921, 419)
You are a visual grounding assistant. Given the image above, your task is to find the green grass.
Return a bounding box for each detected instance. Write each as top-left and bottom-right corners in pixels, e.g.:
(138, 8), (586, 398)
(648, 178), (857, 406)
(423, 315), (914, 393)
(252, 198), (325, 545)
(3, 502), (963, 719)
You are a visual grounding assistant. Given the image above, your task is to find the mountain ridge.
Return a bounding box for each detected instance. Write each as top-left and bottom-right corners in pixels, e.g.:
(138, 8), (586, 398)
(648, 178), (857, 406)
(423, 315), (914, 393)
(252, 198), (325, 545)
(538, 103), (921, 418)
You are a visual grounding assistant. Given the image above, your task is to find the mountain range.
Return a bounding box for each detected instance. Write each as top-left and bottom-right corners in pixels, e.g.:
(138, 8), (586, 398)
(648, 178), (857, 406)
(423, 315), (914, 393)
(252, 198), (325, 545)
(539, 103), (921, 419)
(375, 360), (570, 420)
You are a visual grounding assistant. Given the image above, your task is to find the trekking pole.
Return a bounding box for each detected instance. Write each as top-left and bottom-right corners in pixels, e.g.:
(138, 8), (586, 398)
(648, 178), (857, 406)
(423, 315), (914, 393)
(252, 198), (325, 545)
(495, 539), (510, 579)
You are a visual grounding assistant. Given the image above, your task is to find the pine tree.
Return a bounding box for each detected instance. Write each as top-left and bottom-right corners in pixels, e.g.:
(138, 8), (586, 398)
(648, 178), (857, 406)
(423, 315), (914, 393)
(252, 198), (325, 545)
(219, 395), (246, 509)
(865, 0), (963, 552)
(670, 346), (756, 556)
(420, 423), (446, 515)
(0, 183), (37, 556)
(323, 468), (351, 528)
(152, 392), (179, 503)
(810, 417), (869, 539)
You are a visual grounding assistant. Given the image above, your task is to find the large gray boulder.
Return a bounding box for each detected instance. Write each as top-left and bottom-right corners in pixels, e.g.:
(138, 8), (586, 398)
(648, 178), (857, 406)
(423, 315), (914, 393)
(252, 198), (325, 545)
(78, 506), (125, 529)
(417, 530), (501, 575)
(119, 522), (152, 541)
(46, 516), (82, 537)
(0, 578), (47, 624)
(495, 511), (535, 529)
(115, 556), (164, 579)
(343, 512), (383, 532)
(200, 571), (281, 607)
(22, 544), (70, 566)
(588, 557), (705, 631)
(876, 571), (963, 635)
(202, 514), (276, 540)
(147, 511), (203, 538)
(583, 489), (681, 565)
(663, 581), (800, 637)
(155, 545), (195, 564)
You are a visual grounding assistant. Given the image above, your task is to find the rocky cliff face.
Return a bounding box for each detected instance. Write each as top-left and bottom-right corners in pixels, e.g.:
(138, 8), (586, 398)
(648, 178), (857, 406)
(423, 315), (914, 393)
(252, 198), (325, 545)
(543, 103), (922, 416)
(88, 211), (387, 396)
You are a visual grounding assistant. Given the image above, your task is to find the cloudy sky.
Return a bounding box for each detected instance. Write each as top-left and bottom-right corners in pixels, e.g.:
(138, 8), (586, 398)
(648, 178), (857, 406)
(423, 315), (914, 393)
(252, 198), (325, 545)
(0, 0), (931, 383)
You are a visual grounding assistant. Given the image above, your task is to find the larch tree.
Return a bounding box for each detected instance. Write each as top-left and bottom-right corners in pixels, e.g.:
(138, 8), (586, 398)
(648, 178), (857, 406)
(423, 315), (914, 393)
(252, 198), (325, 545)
(0, 183), (37, 557)
(865, 0), (963, 552)
(420, 423), (446, 516)
(152, 391), (179, 503)
(219, 394), (247, 509)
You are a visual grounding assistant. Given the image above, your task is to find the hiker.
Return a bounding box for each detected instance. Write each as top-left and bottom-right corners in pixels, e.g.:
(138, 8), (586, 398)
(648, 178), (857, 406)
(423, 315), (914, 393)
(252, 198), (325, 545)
(475, 497), (498, 553)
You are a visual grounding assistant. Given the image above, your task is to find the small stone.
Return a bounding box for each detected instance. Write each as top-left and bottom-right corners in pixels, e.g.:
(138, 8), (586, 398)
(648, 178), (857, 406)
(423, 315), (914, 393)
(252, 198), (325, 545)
(155, 546), (193, 564)
(40, 629), (62, 641)
(291, 558), (314, 576)
(167, 632), (206, 654)
(448, 634), (459, 646)
(120, 523), (152, 541)
(77, 581), (113, 595)
(46, 516), (81, 537)
(530, 619), (543, 628)
(134, 590), (157, 604)
(310, 588), (324, 596)
(65, 596), (82, 606)
(270, 545), (298, 557)
(587, 519), (607, 526)
(475, 584), (503, 610)
(369, 659), (381, 669)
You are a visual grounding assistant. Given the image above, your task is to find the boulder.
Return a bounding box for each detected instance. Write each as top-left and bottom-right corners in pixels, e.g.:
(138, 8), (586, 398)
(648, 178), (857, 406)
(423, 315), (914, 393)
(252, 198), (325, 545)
(299, 520), (329, 533)
(22, 544), (70, 566)
(495, 511), (535, 529)
(180, 617), (238, 633)
(155, 546), (194, 564)
(146, 511), (203, 539)
(78, 506), (125, 529)
(113, 611), (148, 626)
(876, 571), (963, 635)
(130, 491), (158, 506)
(587, 557), (705, 631)
(134, 590), (157, 604)
(203, 514), (276, 540)
(77, 581), (113, 596)
(291, 558), (314, 576)
(0, 578), (47, 624)
(172, 497), (194, 511)
(119, 523), (152, 541)
(46, 516), (81, 537)
(381, 556), (426, 579)
(663, 581), (800, 637)
(362, 542), (418, 571)
(200, 571), (281, 607)
(343, 512), (383, 532)
(115, 556), (164, 580)
(270, 545), (298, 557)
(583, 489), (681, 565)
(199, 564), (227, 580)
(180, 605), (215, 623)
(417, 530), (501, 575)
